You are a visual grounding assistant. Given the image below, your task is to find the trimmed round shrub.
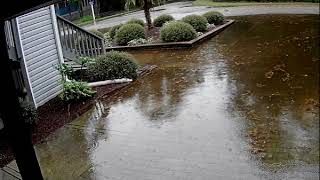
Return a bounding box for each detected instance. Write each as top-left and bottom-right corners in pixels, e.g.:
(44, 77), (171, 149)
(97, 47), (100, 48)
(115, 23), (145, 45)
(89, 30), (104, 38)
(160, 21), (196, 42)
(127, 18), (145, 27)
(182, 14), (208, 32)
(203, 11), (224, 25)
(87, 51), (138, 81)
(153, 14), (174, 27)
(109, 24), (123, 39)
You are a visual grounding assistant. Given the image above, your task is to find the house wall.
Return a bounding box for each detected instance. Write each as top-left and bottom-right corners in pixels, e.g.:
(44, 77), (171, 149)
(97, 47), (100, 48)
(16, 6), (63, 108)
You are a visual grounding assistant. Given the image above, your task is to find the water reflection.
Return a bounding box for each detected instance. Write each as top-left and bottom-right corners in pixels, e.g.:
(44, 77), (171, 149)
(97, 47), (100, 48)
(36, 102), (110, 179)
(216, 15), (319, 166)
(36, 14), (319, 179)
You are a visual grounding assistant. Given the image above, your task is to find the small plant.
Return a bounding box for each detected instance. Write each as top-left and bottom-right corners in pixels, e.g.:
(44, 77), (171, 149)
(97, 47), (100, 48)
(19, 102), (38, 127)
(103, 32), (113, 47)
(87, 51), (138, 81)
(89, 30), (104, 38)
(109, 24), (123, 39)
(59, 80), (96, 102)
(55, 63), (74, 79)
(76, 56), (94, 70)
(182, 14), (208, 32)
(160, 21), (196, 42)
(115, 23), (145, 45)
(126, 18), (145, 27)
(127, 38), (148, 46)
(153, 14), (174, 27)
(203, 11), (224, 25)
(207, 23), (216, 29)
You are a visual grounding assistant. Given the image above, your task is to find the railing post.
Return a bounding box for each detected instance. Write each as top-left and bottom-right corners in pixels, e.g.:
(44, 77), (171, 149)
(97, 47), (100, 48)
(56, 15), (105, 59)
(50, 5), (64, 64)
(101, 39), (106, 55)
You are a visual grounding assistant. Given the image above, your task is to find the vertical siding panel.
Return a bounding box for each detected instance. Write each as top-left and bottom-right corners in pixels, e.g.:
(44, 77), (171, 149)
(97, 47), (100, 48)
(17, 6), (63, 108)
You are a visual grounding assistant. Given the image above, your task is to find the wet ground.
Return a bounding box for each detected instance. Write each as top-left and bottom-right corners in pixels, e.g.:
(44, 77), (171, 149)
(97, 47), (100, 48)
(83, 1), (319, 30)
(2, 14), (319, 179)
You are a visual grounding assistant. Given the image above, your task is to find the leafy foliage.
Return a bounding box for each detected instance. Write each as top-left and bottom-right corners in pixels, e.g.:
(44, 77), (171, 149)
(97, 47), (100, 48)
(160, 21), (196, 42)
(126, 18), (145, 27)
(153, 14), (174, 27)
(56, 64), (74, 79)
(19, 103), (38, 127)
(59, 80), (96, 102)
(109, 24), (123, 39)
(56, 63), (95, 102)
(75, 56), (94, 70)
(182, 14), (208, 32)
(202, 11), (224, 25)
(103, 32), (113, 47)
(125, 0), (136, 10)
(87, 51), (138, 81)
(115, 23), (146, 45)
(127, 37), (153, 46)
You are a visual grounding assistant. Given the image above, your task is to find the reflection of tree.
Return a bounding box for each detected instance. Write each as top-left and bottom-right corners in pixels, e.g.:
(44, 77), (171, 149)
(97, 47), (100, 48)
(118, 48), (206, 123)
(135, 67), (204, 121)
(218, 15), (319, 167)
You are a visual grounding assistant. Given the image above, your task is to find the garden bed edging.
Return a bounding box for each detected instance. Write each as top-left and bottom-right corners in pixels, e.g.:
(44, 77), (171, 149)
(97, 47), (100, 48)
(105, 20), (235, 51)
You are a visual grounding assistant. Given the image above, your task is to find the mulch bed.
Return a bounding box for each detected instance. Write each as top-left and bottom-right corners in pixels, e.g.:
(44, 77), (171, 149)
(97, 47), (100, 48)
(108, 24), (218, 47)
(106, 20), (234, 51)
(0, 64), (157, 168)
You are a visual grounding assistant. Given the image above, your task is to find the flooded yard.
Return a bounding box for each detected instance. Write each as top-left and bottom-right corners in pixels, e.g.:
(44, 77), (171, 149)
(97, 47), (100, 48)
(29, 14), (319, 179)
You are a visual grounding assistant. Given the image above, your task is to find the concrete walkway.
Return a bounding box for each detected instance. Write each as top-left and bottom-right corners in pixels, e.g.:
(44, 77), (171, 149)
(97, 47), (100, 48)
(83, 1), (319, 30)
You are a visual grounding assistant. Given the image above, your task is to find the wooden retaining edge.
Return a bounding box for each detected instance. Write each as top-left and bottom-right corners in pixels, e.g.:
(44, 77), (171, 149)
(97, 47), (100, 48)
(105, 20), (235, 51)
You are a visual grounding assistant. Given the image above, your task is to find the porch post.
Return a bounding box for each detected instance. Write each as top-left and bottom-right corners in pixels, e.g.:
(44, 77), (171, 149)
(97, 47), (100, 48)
(0, 20), (44, 180)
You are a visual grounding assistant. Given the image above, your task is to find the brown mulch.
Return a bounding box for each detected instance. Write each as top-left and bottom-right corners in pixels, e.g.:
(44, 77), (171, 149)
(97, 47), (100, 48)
(0, 64), (157, 168)
(145, 26), (161, 42)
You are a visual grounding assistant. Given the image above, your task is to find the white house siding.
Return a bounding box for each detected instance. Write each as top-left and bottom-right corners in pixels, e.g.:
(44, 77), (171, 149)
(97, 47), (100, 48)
(16, 6), (63, 108)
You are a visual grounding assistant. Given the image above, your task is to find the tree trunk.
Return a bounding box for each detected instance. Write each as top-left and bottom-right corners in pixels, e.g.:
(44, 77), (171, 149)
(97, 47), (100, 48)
(143, 0), (153, 29)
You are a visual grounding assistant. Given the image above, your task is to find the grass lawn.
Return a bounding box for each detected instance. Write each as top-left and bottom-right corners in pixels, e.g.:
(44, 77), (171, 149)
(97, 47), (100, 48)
(193, 0), (319, 7)
(74, 9), (140, 26)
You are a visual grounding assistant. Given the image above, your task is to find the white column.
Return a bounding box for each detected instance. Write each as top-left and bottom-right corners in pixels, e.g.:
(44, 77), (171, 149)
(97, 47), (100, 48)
(50, 5), (64, 64)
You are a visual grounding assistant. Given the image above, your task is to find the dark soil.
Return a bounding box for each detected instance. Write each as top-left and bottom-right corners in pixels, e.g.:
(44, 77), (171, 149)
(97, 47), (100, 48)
(145, 26), (161, 42)
(0, 65), (156, 168)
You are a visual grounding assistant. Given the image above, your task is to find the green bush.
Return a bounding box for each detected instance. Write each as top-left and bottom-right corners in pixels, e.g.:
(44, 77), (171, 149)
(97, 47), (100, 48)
(182, 14), (208, 32)
(160, 21), (196, 42)
(203, 11), (224, 25)
(60, 80), (96, 102)
(127, 18), (145, 27)
(153, 14), (175, 27)
(87, 51), (138, 81)
(89, 30), (104, 38)
(19, 103), (38, 127)
(109, 24), (123, 39)
(56, 63), (74, 78)
(115, 23), (145, 45)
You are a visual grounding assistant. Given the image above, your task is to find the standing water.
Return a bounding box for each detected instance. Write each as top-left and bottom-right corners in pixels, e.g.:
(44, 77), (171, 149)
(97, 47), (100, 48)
(35, 15), (319, 179)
